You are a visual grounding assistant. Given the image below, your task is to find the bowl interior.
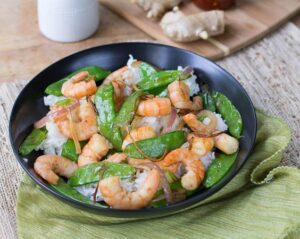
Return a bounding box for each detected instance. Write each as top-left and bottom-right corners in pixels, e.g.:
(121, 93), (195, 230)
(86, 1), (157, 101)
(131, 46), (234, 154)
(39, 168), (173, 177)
(9, 42), (256, 217)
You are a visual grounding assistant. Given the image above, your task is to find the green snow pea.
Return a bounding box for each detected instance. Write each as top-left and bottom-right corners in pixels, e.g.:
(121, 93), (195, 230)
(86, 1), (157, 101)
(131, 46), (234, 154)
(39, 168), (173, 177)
(45, 66), (110, 96)
(138, 62), (157, 81)
(164, 170), (177, 184)
(94, 83), (123, 150)
(19, 127), (48, 156)
(61, 139), (87, 161)
(114, 90), (144, 137)
(55, 98), (73, 107)
(68, 162), (136, 187)
(200, 91), (216, 112)
(203, 152), (238, 188)
(124, 131), (185, 159)
(150, 181), (185, 208)
(138, 70), (182, 94)
(51, 178), (107, 207)
(212, 91), (243, 138)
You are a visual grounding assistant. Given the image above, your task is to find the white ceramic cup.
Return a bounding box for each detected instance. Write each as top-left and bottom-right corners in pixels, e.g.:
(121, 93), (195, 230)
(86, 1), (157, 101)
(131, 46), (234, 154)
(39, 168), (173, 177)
(38, 0), (100, 42)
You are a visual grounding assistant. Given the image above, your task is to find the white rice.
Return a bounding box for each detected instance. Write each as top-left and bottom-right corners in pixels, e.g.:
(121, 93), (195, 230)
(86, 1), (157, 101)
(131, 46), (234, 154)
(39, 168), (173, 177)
(202, 117), (211, 125)
(127, 54), (137, 68)
(44, 95), (66, 106)
(178, 66), (200, 96)
(180, 141), (190, 149)
(75, 183), (103, 202)
(200, 151), (216, 169)
(124, 54), (141, 86)
(138, 116), (163, 134)
(215, 113), (228, 131)
(36, 121), (67, 155)
(183, 74), (200, 96)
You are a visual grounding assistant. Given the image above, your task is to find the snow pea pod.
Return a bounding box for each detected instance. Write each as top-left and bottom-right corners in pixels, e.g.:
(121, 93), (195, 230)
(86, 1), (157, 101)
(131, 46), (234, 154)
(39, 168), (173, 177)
(61, 139), (87, 161)
(200, 91), (216, 112)
(203, 152), (238, 188)
(114, 90), (144, 137)
(212, 91), (243, 138)
(45, 66), (111, 96)
(68, 162), (136, 187)
(138, 62), (157, 81)
(124, 131), (185, 159)
(150, 181), (184, 208)
(19, 127), (47, 156)
(138, 70), (182, 94)
(51, 178), (107, 207)
(94, 83), (123, 150)
(55, 98), (73, 107)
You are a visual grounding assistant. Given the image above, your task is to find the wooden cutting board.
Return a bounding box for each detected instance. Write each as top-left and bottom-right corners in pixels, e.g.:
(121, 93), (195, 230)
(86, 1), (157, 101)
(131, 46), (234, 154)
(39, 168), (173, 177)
(99, 0), (300, 60)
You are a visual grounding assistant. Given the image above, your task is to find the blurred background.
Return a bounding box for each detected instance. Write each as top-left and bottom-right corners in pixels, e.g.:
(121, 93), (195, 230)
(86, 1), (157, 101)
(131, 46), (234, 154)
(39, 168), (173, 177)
(0, 0), (299, 82)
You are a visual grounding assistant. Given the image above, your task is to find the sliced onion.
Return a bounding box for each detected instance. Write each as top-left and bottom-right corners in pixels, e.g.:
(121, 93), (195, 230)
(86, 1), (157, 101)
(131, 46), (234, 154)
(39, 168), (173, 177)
(68, 110), (81, 154)
(163, 108), (177, 133)
(181, 66), (193, 79)
(152, 163), (173, 205)
(33, 115), (50, 129)
(34, 101), (80, 128)
(193, 130), (224, 138)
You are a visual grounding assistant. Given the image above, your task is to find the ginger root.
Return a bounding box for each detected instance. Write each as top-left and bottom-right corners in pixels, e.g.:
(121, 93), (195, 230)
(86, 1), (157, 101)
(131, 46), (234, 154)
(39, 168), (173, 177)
(160, 8), (225, 42)
(133, 0), (182, 19)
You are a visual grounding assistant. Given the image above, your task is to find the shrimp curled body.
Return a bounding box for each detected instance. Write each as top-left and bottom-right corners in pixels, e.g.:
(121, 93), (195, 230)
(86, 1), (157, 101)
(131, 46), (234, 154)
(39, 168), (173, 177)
(78, 134), (111, 167)
(99, 169), (161, 209)
(34, 155), (78, 184)
(214, 133), (239, 155)
(56, 102), (98, 141)
(122, 126), (156, 150)
(183, 111), (217, 135)
(61, 71), (97, 99)
(188, 133), (214, 156)
(157, 148), (205, 190)
(137, 98), (171, 116)
(168, 81), (202, 111)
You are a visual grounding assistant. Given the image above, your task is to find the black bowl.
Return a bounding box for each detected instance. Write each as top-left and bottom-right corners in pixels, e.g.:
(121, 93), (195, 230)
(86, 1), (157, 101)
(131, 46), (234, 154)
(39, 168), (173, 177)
(9, 42), (256, 218)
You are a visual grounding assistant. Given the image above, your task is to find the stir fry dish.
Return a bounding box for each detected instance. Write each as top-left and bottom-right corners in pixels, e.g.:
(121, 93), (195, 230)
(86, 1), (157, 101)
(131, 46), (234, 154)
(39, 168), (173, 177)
(19, 56), (243, 209)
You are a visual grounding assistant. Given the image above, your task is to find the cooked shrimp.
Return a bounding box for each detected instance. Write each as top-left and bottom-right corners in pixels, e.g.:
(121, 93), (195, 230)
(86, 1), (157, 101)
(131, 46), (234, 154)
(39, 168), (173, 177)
(157, 148), (205, 190)
(183, 111), (217, 135)
(103, 66), (128, 84)
(98, 169), (160, 209)
(56, 102), (98, 141)
(122, 126), (156, 150)
(191, 96), (203, 111)
(214, 133), (239, 154)
(105, 153), (128, 163)
(105, 154), (152, 167)
(188, 133), (214, 156)
(103, 61), (141, 85)
(78, 134), (111, 167)
(137, 97), (171, 116)
(61, 71), (97, 99)
(168, 80), (191, 109)
(50, 99), (76, 113)
(34, 155), (78, 184)
(168, 81), (202, 111)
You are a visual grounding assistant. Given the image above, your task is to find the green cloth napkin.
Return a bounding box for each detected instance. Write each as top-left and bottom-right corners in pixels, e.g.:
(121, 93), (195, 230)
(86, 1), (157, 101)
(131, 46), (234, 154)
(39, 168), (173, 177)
(17, 111), (300, 239)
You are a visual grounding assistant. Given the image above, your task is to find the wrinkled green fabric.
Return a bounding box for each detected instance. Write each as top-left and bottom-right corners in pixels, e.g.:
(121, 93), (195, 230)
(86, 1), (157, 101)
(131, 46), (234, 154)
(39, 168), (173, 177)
(17, 111), (300, 239)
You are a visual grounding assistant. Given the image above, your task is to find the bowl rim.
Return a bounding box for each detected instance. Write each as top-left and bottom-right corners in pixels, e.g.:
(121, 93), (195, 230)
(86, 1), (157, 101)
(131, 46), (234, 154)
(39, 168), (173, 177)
(9, 41), (257, 217)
